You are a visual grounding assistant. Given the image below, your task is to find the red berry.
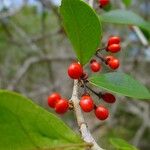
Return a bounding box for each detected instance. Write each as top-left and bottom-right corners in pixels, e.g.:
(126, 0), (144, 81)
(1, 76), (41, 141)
(95, 105), (109, 120)
(108, 36), (121, 46)
(48, 93), (61, 108)
(90, 61), (101, 72)
(55, 99), (69, 114)
(107, 44), (121, 53)
(108, 58), (120, 70)
(80, 95), (94, 112)
(101, 93), (116, 103)
(105, 55), (114, 64)
(68, 63), (83, 79)
(99, 0), (109, 7)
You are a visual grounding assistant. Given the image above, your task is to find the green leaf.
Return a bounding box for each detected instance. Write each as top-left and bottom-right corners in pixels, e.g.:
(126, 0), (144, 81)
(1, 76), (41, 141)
(0, 90), (86, 150)
(89, 72), (150, 99)
(60, 0), (102, 65)
(110, 138), (138, 150)
(122, 0), (132, 7)
(101, 9), (150, 33)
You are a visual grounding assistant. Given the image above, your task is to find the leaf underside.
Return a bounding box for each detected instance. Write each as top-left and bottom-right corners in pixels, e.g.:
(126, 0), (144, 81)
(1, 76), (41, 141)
(101, 9), (150, 33)
(89, 72), (150, 100)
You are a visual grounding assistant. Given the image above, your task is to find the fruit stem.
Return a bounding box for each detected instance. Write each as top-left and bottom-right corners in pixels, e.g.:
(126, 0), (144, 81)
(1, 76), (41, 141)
(95, 53), (106, 63)
(96, 47), (106, 52)
(80, 81), (102, 99)
(85, 85), (102, 98)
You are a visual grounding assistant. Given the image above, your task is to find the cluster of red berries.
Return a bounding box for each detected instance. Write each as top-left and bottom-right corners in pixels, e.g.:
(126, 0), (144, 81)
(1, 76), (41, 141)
(67, 62), (117, 120)
(106, 36), (121, 53)
(98, 0), (110, 8)
(104, 36), (121, 70)
(80, 93), (115, 120)
(48, 36), (121, 120)
(48, 93), (69, 114)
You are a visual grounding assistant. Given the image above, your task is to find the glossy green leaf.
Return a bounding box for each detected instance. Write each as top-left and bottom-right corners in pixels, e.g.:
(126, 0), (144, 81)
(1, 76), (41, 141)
(0, 90), (86, 150)
(89, 72), (150, 99)
(110, 138), (138, 150)
(101, 10), (150, 33)
(60, 0), (102, 65)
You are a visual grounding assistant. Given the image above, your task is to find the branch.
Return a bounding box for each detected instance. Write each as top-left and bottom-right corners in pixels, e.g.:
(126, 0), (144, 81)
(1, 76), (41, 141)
(0, 1), (25, 19)
(131, 26), (149, 47)
(70, 80), (104, 150)
(69, 1), (104, 149)
(9, 21), (40, 52)
(119, 1), (149, 47)
(38, 0), (61, 21)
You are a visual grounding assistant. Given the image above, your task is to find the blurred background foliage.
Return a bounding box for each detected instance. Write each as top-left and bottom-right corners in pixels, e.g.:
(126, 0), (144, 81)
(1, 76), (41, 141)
(0, 0), (150, 150)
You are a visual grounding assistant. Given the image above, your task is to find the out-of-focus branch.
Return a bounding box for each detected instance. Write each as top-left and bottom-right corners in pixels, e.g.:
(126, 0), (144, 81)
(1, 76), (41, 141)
(38, 0), (61, 21)
(119, 1), (149, 47)
(131, 102), (150, 146)
(0, 0), (26, 19)
(30, 29), (61, 42)
(9, 20), (40, 52)
(7, 56), (74, 91)
(130, 26), (149, 46)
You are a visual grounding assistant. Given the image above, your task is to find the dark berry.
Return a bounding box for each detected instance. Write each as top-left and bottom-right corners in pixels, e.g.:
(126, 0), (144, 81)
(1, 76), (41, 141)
(101, 93), (116, 103)
(81, 72), (88, 80)
(90, 59), (96, 63)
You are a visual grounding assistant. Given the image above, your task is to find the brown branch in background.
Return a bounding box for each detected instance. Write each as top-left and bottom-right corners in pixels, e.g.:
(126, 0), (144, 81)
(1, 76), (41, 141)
(40, 3), (56, 91)
(7, 56), (74, 91)
(0, 0), (26, 19)
(38, 0), (61, 22)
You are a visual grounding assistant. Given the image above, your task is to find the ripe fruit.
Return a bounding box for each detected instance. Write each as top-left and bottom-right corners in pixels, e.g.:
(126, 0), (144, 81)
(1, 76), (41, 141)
(99, 0), (110, 7)
(48, 93), (61, 108)
(68, 63), (83, 79)
(108, 36), (121, 45)
(80, 95), (94, 112)
(55, 99), (69, 114)
(101, 93), (116, 103)
(107, 44), (121, 53)
(95, 105), (109, 120)
(108, 58), (120, 70)
(105, 55), (114, 64)
(90, 61), (101, 72)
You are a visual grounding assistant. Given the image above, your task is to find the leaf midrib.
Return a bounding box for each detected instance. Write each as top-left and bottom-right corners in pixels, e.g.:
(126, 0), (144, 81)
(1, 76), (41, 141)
(68, 0), (82, 62)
